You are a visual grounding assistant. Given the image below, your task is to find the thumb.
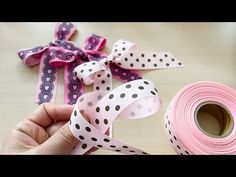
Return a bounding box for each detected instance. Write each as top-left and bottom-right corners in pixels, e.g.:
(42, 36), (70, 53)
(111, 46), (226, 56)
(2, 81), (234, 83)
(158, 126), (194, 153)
(34, 122), (79, 154)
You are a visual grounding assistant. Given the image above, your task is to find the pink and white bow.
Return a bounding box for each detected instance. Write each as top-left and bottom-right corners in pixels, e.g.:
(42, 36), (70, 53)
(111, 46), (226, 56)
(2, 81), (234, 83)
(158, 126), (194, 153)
(69, 79), (162, 155)
(73, 39), (183, 91)
(17, 23), (106, 104)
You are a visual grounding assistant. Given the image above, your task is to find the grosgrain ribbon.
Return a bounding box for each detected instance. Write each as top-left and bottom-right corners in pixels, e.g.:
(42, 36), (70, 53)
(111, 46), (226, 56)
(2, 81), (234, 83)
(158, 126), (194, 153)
(73, 39), (183, 91)
(18, 23), (106, 104)
(165, 81), (236, 155)
(69, 79), (162, 155)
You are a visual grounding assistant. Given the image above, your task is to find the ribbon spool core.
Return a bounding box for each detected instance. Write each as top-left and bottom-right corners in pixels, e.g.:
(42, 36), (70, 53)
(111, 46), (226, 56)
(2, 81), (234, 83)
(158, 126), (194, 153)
(194, 102), (234, 138)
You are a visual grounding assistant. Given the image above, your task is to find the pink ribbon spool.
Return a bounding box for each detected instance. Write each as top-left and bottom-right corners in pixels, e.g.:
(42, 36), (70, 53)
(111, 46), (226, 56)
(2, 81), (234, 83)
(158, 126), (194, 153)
(165, 81), (236, 154)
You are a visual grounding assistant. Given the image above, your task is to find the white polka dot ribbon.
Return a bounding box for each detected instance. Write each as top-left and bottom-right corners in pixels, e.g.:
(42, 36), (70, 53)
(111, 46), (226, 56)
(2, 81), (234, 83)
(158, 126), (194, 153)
(69, 79), (162, 155)
(73, 39), (183, 91)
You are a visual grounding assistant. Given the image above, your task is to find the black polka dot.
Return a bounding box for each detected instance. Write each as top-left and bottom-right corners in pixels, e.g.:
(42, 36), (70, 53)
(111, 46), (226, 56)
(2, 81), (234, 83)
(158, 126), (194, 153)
(138, 86), (144, 90)
(147, 59), (151, 62)
(74, 110), (77, 116)
(79, 135), (84, 140)
(84, 64), (87, 66)
(168, 120), (170, 125)
(81, 78), (83, 82)
(144, 81), (149, 85)
(142, 152), (148, 155)
(118, 63), (122, 66)
(82, 144), (87, 149)
(85, 127), (91, 132)
(79, 98), (84, 102)
(96, 86), (100, 90)
(74, 72), (77, 75)
(165, 124), (167, 128)
(104, 138), (110, 142)
(115, 149), (121, 152)
(141, 54), (144, 57)
(104, 119), (108, 125)
(106, 87), (110, 91)
(75, 124), (80, 129)
(174, 136), (177, 140)
(118, 53), (121, 56)
(123, 145), (128, 148)
(115, 105), (120, 111)
(70, 120), (71, 125)
(101, 80), (105, 84)
(120, 93), (125, 98)
(177, 145), (181, 149)
(169, 130), (171, 135)
(97, 74), (101, 77)
(130, 53), (133, 57)
(132, 94), (138, 98)
(178, 62), (182, 65)
(142, 64), (145, 67)
(89, 69), (92, 72)
(171, 58), (175, 61)
(114, 49), (118, 52)
(104, 61), (108, 65)
(126, 84), (131, 88)
(153, 54), (156, 57)
(80, 109), (84, 113)
(124, 58), (128, 61)
(110, 145), (116, 148)
(105, 106), (110, 111)
(170, 139), (173, 143)
(136, 58), (139, 62)
(151, 91), (156, 95)
(122, 41), (126, 44)
(159, 59), (163, 62)
(91, 137), (97, 141)
(180, 153), (184, 155)
(95, 119), (99, 124)
(130, 63), (133, 67)
(109, 94), (114, 99)
(87, 102), (93, 107)
(72, 146), (76, 149)
(165, 54), (168, 57)
(154, 63), (157, 67)
(92, 62), (96, 65)
(107, 74), (110, 78)
(130, 150), (135, 153)
(96, 107), (100, 112)
(185, 151), (189, 154)
(122, 47), (126, 51)
(97, 95), (103, 100)
(154, 88), (158, 92)
(166, 63), (169, 67)
(97, 145), (103, 148)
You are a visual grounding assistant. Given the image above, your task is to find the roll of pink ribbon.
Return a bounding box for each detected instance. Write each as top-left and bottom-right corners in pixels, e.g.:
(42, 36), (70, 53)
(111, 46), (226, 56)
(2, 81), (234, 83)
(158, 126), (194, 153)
(165, 81), (236, 155)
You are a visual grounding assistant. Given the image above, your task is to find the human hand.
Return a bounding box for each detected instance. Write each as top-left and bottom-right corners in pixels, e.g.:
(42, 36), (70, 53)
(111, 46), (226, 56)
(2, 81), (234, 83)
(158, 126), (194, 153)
(0, 103), (98, 155)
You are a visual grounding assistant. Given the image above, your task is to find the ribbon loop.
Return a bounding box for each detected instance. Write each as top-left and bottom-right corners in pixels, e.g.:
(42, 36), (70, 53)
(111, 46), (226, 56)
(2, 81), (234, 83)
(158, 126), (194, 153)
(69, 79), (162, 155)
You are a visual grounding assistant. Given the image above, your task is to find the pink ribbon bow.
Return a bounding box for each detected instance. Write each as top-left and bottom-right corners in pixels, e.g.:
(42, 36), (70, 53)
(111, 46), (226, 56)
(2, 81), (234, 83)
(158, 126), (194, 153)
(74, 39), (183, 91)
(17, 23), (106, 104)
(69, 79), (162, 155)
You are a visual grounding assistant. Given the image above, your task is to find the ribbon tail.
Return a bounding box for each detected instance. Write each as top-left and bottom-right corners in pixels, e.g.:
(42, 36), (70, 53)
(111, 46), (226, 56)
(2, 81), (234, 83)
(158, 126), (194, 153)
(64, 61), (85, 104)
(110, 63), (142, 82)
(35, 53), (58, 104)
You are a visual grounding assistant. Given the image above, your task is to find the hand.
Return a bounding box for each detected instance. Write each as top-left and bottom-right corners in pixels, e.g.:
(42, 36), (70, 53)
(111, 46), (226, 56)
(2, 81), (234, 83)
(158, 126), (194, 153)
(0, 103), (96, 155)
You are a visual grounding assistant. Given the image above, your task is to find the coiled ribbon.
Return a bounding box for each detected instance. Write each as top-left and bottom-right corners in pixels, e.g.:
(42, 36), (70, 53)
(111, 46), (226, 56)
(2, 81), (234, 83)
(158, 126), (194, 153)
(165, 81), (236, 154)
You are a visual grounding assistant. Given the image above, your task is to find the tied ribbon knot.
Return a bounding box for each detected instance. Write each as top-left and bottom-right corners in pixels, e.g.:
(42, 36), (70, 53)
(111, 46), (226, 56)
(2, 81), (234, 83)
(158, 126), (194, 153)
(17, 23), (106, 104)
(73, 39), (184, 91)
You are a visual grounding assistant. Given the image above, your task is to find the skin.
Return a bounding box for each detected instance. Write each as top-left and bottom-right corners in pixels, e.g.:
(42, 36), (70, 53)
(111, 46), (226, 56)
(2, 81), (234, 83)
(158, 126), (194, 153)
(0, 103), (100, 155)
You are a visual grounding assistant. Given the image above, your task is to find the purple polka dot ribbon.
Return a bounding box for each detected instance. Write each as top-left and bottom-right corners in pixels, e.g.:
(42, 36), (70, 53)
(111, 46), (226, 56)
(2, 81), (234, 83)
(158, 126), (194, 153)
(73, 39), (184, 92)
(69, 79), (162, 154)
(17, 23), (106, 104)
